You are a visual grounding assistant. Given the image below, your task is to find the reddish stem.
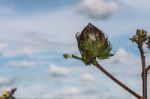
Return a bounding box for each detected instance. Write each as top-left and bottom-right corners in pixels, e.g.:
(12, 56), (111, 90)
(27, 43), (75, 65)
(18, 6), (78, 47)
(93, 62), (143, 99)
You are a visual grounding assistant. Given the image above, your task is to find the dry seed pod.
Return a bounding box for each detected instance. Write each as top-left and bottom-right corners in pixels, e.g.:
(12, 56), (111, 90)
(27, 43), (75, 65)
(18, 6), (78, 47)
(76, 23), (113, 65)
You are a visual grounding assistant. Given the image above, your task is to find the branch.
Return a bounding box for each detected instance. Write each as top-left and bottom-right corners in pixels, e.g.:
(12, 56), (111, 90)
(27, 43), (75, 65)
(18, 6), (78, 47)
(64, 53), (143, 99)
(93, 62), (143, 99)
(138, 44), (147, 99)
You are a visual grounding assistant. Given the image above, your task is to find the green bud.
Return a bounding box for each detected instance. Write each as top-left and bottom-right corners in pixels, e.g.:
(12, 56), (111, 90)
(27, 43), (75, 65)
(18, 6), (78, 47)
(63, 53), (73, 59)
(63, 53), (69, 59)
(76, 23), (113, 65)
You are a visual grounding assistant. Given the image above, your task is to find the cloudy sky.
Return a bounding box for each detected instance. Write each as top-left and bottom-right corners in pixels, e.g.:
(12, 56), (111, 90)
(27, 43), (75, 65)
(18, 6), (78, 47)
(0, 0), (150, 98)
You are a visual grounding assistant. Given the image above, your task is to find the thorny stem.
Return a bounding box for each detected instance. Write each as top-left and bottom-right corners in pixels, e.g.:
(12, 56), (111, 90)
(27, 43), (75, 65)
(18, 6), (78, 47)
(138, 44), (147, 99)
(64, 54), (143, 99)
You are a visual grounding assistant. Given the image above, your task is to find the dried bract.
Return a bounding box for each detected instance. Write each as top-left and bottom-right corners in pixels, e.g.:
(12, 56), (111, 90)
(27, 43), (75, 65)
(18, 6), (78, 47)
(130, 29), (147, 45)
(76, 23), (113, 65)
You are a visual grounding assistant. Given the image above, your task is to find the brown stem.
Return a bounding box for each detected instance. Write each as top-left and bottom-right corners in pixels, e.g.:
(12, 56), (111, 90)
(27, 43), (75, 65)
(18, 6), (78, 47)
(138, 45), (147, 99)
(93, 62), (142, 99)
(64, 54), (143, 99)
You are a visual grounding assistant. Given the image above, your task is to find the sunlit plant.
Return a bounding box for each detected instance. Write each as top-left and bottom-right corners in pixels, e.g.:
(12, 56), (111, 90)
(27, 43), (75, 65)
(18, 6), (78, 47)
(0, 88), (17, 99)
(64, 23), (150, 99)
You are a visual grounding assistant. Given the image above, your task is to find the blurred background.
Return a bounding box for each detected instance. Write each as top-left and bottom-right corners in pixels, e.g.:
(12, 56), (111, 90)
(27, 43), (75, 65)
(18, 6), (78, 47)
(0, 0), (150, 98)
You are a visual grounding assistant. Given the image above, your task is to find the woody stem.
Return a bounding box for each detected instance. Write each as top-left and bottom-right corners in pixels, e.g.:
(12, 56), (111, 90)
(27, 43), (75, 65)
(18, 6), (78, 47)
(138, 44), (147, 99)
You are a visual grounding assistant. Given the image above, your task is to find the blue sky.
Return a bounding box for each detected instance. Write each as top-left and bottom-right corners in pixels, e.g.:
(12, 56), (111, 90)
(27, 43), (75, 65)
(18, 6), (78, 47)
(0, 0), (150, 98)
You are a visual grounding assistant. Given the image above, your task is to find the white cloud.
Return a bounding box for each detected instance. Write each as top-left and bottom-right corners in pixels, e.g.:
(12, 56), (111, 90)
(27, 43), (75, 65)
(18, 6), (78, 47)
(21, 48), (33, 56)
(0, 7), (87, 53)
(59, 86), (81, 95)
(7, 61), (36, 68)
(2, 47), (38, 58)
(120, 0), (150, 10)
(20, 85), (81, 98)
(0, 42), (7, 56)
(110, 48), (131, 64)
(0, 76), (11, 85)
(43, 86), (81, 98)
(0, 42), (7, 50)
(81, 73), (95, 81)
(0, 1), (149, 53)
(78, 0), (118, 19)
(16, 84), (49, 98)
(48, 64), (70, 77)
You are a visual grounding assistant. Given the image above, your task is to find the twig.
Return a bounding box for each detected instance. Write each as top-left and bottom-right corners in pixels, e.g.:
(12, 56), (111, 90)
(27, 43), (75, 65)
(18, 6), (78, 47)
(63, 53), (82, 61)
